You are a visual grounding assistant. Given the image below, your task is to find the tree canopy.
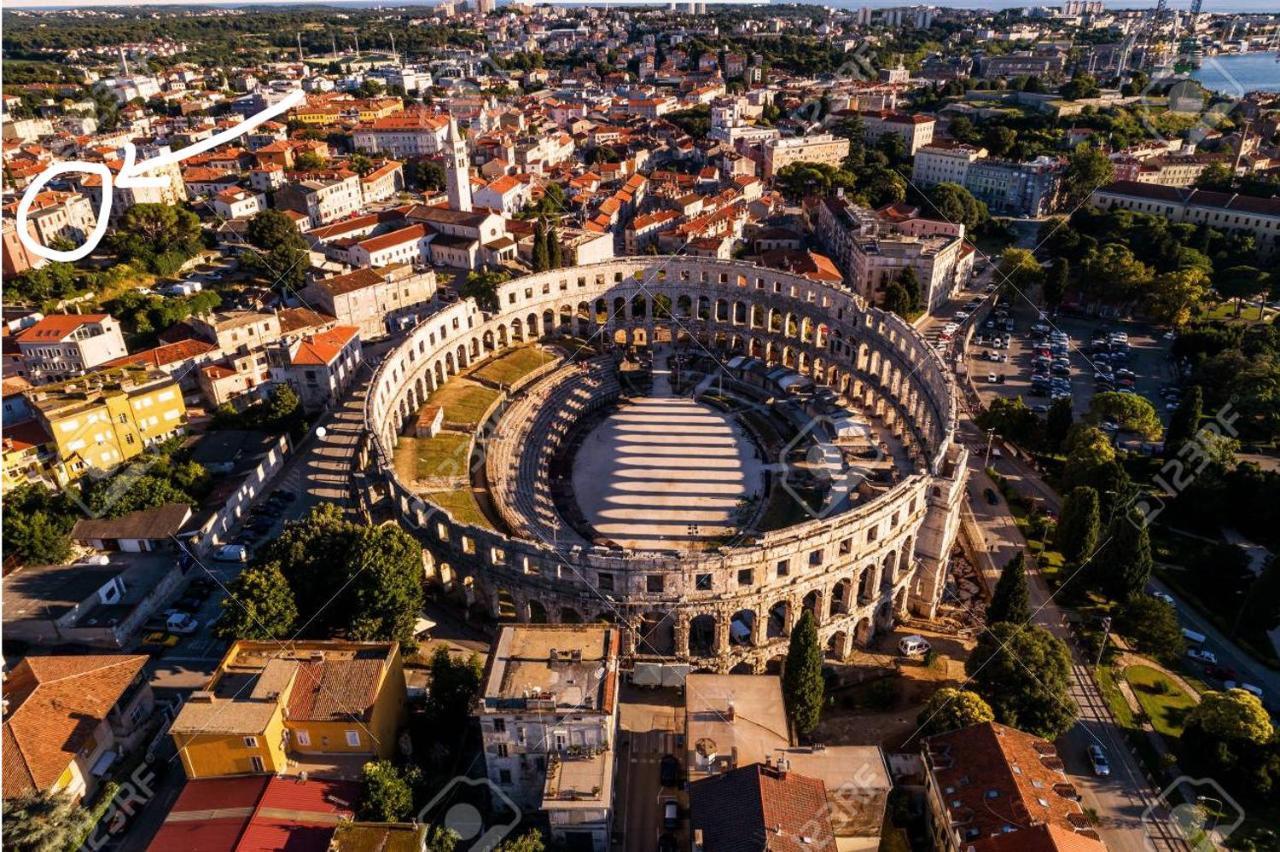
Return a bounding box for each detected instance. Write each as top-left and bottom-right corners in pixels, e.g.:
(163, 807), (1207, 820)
(965, 622), (1077, 740)
(782, 610), (825, 737)
(916, 688), (995, 737)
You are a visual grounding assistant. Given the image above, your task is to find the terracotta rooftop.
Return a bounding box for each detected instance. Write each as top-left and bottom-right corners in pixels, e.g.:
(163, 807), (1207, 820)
(287, 326), (360, 367)
(2, 655), (149, 796)
(689, 763), (837, 852)
(16, 313), (110, 343)
(105, 338), (217, 369)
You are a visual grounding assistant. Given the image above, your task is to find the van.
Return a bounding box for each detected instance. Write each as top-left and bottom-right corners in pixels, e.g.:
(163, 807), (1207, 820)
(1181, 627), (1207, 645)
(214, 544), (248, 563)
(899, 635), (931, 656)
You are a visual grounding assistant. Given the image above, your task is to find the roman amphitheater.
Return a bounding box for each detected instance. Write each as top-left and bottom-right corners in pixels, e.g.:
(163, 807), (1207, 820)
(361, 257), (968, 673)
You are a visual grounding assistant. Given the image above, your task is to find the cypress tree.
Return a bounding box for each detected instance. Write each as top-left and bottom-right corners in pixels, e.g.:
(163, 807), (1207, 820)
(532, 218), (549, 272)
(1057, 486), (1101, 564)
(987, 551), (1032, 625)
(548, 224), (563, 268)
(782, 610), (825, 737)
(1164, 385), (1203, 459)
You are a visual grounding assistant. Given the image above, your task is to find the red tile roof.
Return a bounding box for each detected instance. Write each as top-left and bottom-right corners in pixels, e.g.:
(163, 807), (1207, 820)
(357, 223), (428, 255)
(689, 763), (837, 852)
(105, 338), (217, 369)
(2, 655), (149, 796)
(16, 314), (110, 343)
(288, 326), (360, 367)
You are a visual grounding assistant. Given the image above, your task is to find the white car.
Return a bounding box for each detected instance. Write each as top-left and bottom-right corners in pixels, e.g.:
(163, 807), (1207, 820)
(942, 322), (960, 334)
(899, 635), (931, 656)
(1150, 590), (1174, 605)
(164, 612), (200, 635)
(1087, 744), (1110, 777)
(1224, 681), (1265, 700)
(1186, 648), (1218, 665)
(214, 544), (249, 563)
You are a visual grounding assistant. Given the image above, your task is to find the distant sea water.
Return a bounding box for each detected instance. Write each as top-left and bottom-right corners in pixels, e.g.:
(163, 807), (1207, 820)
(1191, 52), (1280, 95)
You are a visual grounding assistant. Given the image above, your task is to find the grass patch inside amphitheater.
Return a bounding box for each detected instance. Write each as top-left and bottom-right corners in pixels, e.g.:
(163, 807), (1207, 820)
(394, 431), (472, 482)
(427, 379), (501, 430)
(470, 345), (556, 387)
(422, 488), (492, 530)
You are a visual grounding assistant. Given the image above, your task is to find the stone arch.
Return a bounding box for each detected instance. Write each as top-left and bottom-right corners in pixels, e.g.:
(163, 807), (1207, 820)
(802, 589), (823, 623)
(858, 565), (876, 605)
(854, 617), (873, 647)
(881, 550), (898, 590)
(730, 609), (756, 646)
(676, 294), (693, 318)
(689, 614), (716, 657)
(560, 607), (583, 624)
(767, 600), (790, 640)
(528, 599), (548, 624)
(826, 630), (849, 661)
(829, 577), (853, 617)
(638, 611), (676, 656)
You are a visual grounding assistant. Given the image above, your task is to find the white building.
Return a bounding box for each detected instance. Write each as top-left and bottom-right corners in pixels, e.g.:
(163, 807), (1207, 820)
(352, 111), (450, 158)
(861, 110), (936, 155)
(473, 175), (532, 216)
(275, 171), (363, 227)
(478, 625), (620, 852)
(211, 187), (267, 220)
(266, 325), (362, 412)
(15, 314), (129, 384)
(911, 142), (987, 188)
(302, 264), (437, 340)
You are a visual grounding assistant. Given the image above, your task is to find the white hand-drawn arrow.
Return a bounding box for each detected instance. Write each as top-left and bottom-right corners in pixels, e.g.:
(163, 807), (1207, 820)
(15, 87), (306, 264)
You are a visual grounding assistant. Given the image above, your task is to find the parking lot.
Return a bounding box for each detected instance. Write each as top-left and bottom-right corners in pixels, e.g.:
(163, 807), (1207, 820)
(966, 295), (1179, 428)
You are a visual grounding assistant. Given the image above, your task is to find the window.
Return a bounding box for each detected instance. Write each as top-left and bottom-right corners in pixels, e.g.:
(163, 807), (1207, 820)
(776, 559), (790, 578)
(598, 572), (615, 592)
(809, 549), (823, 567)
(345, 730), (361, 747)
(695, 573), (713, 591)
(250, 756), (265, 773)
(496, 743), (509, 758)
(243, 736), (258, 748)
(493, 718), (506, 733)
(499, 769), (512, 784)
(647, 575), (664, 593)
(295, 730), (311, 747)
(737, 569), (753, 586)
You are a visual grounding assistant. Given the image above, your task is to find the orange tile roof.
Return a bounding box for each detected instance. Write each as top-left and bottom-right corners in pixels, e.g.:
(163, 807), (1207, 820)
(15, 314), (110, 343)
(358, 223), (428, 254)
(289, 326), (359, 367)
(3, 655), (149, 796)
(105, 338), (217, 369)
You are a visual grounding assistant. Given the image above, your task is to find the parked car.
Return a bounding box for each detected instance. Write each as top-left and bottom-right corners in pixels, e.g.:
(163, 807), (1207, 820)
(1087, 744), (1110, 777)
(1224, 681), (1265, 701)
(164, 612), (200, 635)
(1150, 590), (1174, 605)
(1187, 648), (1218, 665)
(214, 544), (249, 563)
(663, 800), (679, 831)
(984, 488), (999, 505)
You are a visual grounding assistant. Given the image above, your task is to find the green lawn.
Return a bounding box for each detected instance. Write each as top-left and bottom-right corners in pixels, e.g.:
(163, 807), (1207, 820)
(470, 346), (556, 387)
(422, 488), (492, 529)
(394, 431), (472, 483)
(1124, 664), (1198, 738)
(427, 380), (501, 430)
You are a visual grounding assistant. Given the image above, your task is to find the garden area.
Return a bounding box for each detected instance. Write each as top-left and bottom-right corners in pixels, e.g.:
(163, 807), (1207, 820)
(393, 431), (471, 485)
(468, 345), (556, 388)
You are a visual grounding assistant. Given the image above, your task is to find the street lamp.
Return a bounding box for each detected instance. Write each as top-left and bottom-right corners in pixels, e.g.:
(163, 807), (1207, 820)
(983, 428), (997, 468)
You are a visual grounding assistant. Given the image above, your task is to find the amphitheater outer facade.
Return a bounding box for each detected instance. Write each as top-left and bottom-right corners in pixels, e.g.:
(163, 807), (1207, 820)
(361, 257), (969, 672)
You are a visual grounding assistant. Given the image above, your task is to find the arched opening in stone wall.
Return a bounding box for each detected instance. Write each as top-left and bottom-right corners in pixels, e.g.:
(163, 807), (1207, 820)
(689, 614), (716, 657)
(638, 612), (677, 657)
(560, 607), (583, 624)
(802, 590), (822, 623)
(826, 631), (849, 662)
(730, 609), (756, 646)
(830, 578), (852, 618)
(767, 600), (790, 640)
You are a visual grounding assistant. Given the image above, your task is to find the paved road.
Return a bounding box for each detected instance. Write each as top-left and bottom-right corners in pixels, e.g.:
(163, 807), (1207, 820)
(617, 687), (685, 852)
(958, 407), (1188, 852)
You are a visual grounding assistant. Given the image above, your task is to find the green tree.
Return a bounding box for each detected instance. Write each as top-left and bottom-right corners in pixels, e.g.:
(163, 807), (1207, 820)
(1088, 391), (1163, 440)
(1188, 689), (1274, 745)
(426, 647), (485, 735)
(1062, 143), (1115, 209)
(295, 150), (327, 170)
(1060, 73), (1101, 100)
(424, 826), (461, 852)
(916, 688), (995, 736)
(1214, 265), (1271, 318)
(1164, 385), (1203, 459)
(2, 484), (76, 565)
(461, 268), (510, 313)
(1149, 267), (1210, 327)
(216, 562), (298, 640)
(1056, 486), (1100, 563)
(1080, 244), (1153, 303)
(1116, 594), (1185, 661)
(359, 760), (421, 822)
(987, 552), (1032, 626)
(494, 831), (546, 852)
(996, 248), (1044, 295)
(984, 125), (1018, 158)
(347, 524), (427, 643)
(244, 209), (311, 293)
(966, 623), (1078, 739)
(881, 281), (913, 318)
(1061, 425), (1117, 493)
(412, 159), (446, 191)
(547, 224), (563, 268)
(1044, 258), (1069, 308)
(2, 791), (95, 852)
(1094, 509), (1153, 601)
(928, 182), (988, 231)
(264, 383), (306, 438)
(109, 203), (203, 271)
(782, 610), (825, 737)
(532, 218), (550, 272)
(1045, 396), (1074, 453)
(898, 267), (923, 313)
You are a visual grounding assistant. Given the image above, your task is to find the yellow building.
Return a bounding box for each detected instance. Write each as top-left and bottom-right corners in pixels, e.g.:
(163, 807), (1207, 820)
(170, 641), (408, 780)
(25, 367), (187, 485)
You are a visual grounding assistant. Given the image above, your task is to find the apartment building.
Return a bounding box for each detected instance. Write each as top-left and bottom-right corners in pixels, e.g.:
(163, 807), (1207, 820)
(267, 325), (362, 412)
(211, 187), (266, 220)
(349, 223), (432, 268)
(965, 156), (1061, 218)
(761, 133), (851, 178)
(1112, 153), (1228, 188)
(190, 310), (282, 353)
(979, 53), (1067, 79)
(474, 174), (533, 216)
(2, 655), (153, 803)
(26, 367), (187, 482)
(275, 171), (363, 227)
(14, 314), (128, 384)
(303, 264), (437, 340)
(81, 159), (186, 222)
(170, 641), (407, 780)
(1090, 180), (1280, 257)
(911, 142), (987, 187)
(923, 723), (1105, 852)
(478, 625), (621, 852)
(359, 160), (405, 206)
(814, 196), (972, 312)
(352, 111), (450, 158)
(861, 110), (936, 155)
(7, 191), (97, 253)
